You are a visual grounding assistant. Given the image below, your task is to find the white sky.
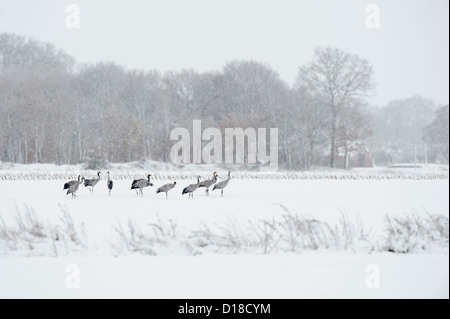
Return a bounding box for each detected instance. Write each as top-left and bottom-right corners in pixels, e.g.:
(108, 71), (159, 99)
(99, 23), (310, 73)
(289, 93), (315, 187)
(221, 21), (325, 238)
(0, 0), (448, 106)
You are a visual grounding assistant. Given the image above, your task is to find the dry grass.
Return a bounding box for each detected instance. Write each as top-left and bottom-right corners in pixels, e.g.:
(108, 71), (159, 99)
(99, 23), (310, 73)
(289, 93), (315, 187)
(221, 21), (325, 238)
(1, 206), (448, 257)
(0, 205), (87, 256)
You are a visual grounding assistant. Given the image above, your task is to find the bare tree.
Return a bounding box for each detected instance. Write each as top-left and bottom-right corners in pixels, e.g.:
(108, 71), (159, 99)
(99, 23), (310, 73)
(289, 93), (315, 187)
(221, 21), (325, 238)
(291, 88), (330, 169)
(296, 47), (375, 168)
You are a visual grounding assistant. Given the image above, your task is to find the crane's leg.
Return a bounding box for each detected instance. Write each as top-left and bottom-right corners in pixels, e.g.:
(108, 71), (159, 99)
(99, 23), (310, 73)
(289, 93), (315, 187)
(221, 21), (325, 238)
(166, 192), (168, 200)
(221, 189), (223, 197)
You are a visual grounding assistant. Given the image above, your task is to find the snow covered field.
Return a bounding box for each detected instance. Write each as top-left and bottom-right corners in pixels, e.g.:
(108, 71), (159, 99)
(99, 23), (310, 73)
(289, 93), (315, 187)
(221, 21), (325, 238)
(1, 254), (448, 299)
(0, 165), (448, 298)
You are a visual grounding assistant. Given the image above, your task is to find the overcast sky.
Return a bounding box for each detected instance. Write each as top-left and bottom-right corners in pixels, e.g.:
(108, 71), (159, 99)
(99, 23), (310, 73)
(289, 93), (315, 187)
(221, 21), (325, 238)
(0, 0), (448, 106)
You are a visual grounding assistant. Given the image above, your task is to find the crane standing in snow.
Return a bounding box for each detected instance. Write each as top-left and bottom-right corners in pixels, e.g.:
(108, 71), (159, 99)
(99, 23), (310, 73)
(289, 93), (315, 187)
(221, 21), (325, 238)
(64, 175), (85, 199)
(212, 171), (232, 197)
(106, 171), (113, 196)
(84, 171), (101, 194)
(131, 174), (154, 197)
(198, 172), (218, 196)
(182, 176), (201, 199)
(156, 182), (177, 199)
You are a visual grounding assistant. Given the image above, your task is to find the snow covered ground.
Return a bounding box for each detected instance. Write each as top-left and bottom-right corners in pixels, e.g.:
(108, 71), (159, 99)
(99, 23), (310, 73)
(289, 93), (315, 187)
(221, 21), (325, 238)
(0, 253), (448, 299)
(0, 164), (448, 298)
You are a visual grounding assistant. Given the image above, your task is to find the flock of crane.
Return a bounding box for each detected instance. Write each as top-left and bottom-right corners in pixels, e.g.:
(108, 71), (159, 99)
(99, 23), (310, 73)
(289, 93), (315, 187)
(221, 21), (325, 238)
(63, 171), (232, 199)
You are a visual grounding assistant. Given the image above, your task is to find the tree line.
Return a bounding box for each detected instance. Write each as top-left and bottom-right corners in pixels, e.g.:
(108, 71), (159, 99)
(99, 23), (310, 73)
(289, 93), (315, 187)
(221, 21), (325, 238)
(0, 33), (448, 169)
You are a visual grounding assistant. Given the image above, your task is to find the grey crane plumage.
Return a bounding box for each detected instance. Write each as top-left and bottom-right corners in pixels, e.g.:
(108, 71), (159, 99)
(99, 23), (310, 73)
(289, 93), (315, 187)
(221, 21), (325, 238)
(212, 171), (231, 197)
(107, 171), (113, 196)
(63, 175), (85, 199)
(182, 176), (201, 199)
(131, 174), (154, 197)
(84, 171), (101, 194)
(156, 182), (177, 199)
(198, 172), (217, 196)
